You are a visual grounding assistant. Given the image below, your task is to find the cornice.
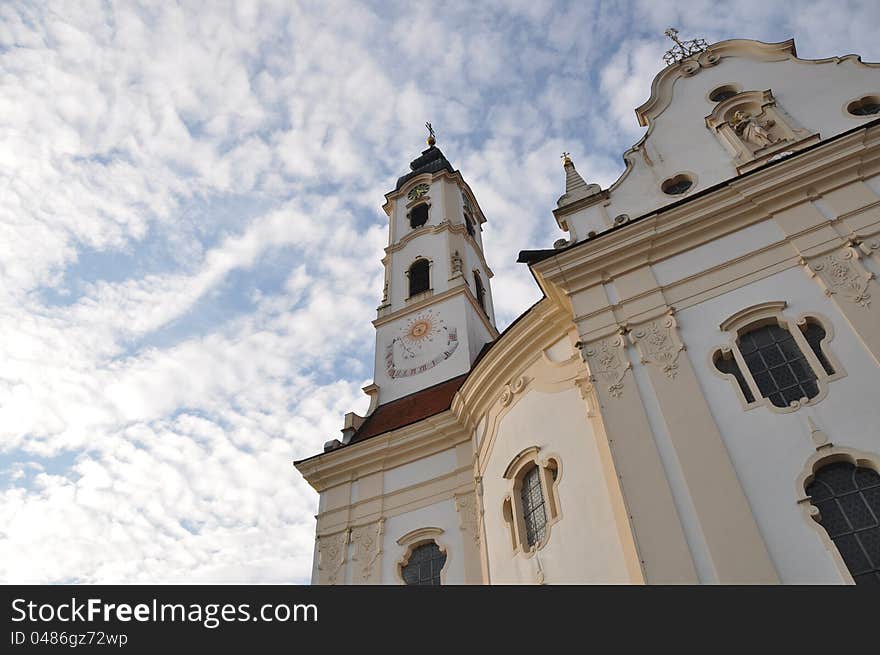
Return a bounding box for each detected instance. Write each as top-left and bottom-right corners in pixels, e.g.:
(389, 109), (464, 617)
(295, 409), (469, 492)
(373, 284), (499, 338)
(385, 220), (495, 277)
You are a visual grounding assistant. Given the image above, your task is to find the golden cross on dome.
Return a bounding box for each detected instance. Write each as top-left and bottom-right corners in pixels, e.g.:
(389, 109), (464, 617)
(425, 122), (436, 146)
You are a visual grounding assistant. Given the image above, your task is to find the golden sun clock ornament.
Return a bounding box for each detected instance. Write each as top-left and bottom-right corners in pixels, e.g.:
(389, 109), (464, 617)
(407, 183), (430, 202)
(385, 310), (458, 378)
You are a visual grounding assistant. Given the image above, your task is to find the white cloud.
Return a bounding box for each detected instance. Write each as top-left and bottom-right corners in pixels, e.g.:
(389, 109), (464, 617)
(1, 0), (878, 583)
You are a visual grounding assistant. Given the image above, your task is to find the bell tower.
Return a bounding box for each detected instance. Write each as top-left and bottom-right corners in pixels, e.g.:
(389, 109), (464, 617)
(372, 126), (498, 404)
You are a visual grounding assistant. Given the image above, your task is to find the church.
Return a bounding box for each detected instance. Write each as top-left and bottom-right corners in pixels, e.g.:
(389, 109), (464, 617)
(294, 35), (880, 584)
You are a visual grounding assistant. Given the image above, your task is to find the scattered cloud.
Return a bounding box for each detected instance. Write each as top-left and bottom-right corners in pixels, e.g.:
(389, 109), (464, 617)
(1, 0), (878, 583)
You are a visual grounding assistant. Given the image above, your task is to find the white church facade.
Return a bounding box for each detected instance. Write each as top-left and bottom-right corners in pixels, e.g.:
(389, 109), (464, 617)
(295, 36), (880, 584)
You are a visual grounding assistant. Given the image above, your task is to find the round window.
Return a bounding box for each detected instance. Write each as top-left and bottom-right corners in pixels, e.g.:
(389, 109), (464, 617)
(662, 174), (694, 196)
(709, 84), (740, 103)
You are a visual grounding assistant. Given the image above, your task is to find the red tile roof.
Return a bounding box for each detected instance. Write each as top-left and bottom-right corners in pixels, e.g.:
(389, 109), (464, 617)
(349, 374), (468, 444)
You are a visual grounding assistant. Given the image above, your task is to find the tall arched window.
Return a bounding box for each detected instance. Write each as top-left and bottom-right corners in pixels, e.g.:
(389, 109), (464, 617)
(502, 448), (561, 554)
(807, 461), (880, 584)
(520, 464), (547, 549)
(400, 541), (447, 586)
(473, 271), (486, 312)
(409, 203), (429, 229)
(408, 259), (430, 297)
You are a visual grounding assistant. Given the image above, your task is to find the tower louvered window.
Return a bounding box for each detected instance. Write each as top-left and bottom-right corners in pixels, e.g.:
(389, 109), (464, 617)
(408, 259), (430, 297)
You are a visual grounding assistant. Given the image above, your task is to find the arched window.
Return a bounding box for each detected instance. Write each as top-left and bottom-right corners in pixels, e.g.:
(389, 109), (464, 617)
(502, 448), (562, 555)
(807, 461), (880, 585)
(400, 541), (447, 586)
(409, 203), (429, 229)
(737, 322), (818, 408)
(520, 464), (547, 548)
(473, 271), (486, 312)
(407, 259), (430, 297)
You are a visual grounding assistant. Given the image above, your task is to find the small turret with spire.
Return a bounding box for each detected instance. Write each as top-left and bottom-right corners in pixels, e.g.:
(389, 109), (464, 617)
(557, 152), (601, 209)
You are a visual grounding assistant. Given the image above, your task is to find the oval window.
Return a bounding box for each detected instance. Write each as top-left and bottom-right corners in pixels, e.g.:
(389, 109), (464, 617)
(661, 174), (694, 196)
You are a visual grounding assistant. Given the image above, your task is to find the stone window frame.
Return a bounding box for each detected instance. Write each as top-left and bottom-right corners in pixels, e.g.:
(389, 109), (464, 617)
(795, 447), (880, 585)
(395, 527), (450, 586)
(501, 447), (563, 557)
(711, 302), (845, 414)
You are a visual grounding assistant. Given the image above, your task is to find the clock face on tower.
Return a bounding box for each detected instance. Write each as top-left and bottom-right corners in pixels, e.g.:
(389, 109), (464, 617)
(407, 183), (430, 202)
(385, 310), (459, 378)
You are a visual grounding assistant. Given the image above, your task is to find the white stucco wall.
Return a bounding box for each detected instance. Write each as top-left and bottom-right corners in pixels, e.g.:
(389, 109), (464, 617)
(383, 448), (457, 495)
(480, 387), (631, 584)
(674, 266), (880, 582)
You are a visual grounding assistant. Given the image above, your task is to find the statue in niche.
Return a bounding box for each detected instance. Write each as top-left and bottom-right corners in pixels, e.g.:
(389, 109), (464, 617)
(731, 110), (779, 149)
(451, 250), (463, 275)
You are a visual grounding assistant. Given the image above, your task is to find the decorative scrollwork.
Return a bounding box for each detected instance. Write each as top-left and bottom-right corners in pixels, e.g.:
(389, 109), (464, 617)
(805, 245), (874, 308)
(580, 333), (630, 398)
(317, 530), (349, 585)
(662, 27), (709, 66)
(630, 313), (686, 380)
(454, 493), (480, 545)
(351, 520), (384, 583)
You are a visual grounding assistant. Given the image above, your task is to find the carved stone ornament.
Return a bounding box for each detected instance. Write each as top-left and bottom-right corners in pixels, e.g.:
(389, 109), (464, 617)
(351, 520), (384, 583)
(580, 333), (630, 398)
(630, 313), (686, 380)
(499, 375), (528, 407)
(574, 377), (598, 417)
(454, 493), (480, 545)
(806, 416), (831, 451)
(804, 244), (874, 308)
(317, 530), (349, 585)
(705, 90), (814, 172)
(451, 250), (463, 275)
(857, 237), (880, 259)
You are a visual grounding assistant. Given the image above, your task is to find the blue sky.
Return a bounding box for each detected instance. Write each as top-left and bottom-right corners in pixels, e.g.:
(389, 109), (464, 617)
(1, 0), (879, 583)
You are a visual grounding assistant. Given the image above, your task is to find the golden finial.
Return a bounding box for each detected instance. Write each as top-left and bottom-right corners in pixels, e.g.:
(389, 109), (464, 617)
(561, 152), (572, 166)
(425, 122), (436, 146)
